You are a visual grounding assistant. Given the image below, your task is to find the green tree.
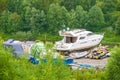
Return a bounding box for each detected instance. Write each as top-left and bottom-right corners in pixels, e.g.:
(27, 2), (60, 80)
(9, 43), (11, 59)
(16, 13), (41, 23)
(101, 0), (119, 26)
(87, 6), (105, 31)
(95, 0), (105, 9)
(0, 0), (7, 14)
(61, 0), (76, 11)
(47, 3), (69, 34)
(38, 0), (62, 12)
(21, 4), (47, 37)
(20, 0), (39, 34)
(76, 0), (96, 11)
(0, 11), (20, 34)
(67, 9), (76, 29)
(102, 0), (117, 14)
(0, 10), (9, 33)
(61, 0), (96, 11)
(29, 7), (43, 36)
(7, 12), (21, 33)
(115, 17), (120, 35)
(75, 5), (88, 29)
(7, 0), (23, 14)
(20, 6), (32, 33)
(67, 6), (89, 29)
(38, 10), (47, 33)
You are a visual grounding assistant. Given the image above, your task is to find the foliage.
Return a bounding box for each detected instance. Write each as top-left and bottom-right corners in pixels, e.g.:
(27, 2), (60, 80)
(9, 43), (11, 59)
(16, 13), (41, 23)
(102, 27), (120, 45)
(0, 0), (120, 79)
(61, 0), (96, 11)
(0, 10), (10, 33)
(20, 6), (35, 33)
(7, 0), (23, 14)
(2, 31), (34, 41)
(0, 11), (21, 34)
(0, 0), (120, 36)
(75, 5), (88, 29)
(67, 9), (76, 29)
(103, 35), (120, 43)
(38, 10), (47, 33)
(47, 3), (69, 34)
(115, 17), (120, 35)
(0, 0), (7, 14)
(0, 38), (108, 80)
(87, 6), (105, 31)
(36, 33), (62, 43)
(0, 38), (72, 80)
(106, 46), (120, 80)
(72, 69), (106, 80)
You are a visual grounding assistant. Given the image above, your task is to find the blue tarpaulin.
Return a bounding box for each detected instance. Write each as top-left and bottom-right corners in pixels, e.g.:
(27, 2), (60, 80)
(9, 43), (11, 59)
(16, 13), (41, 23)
(3, 39), (23, 56)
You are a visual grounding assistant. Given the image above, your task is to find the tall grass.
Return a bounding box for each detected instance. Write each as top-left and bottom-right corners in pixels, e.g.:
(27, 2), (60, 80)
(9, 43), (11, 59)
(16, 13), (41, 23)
(106, 46), (120, 80)
(1, 31), (34, 41)
(0, 38), (108, 80)
(0, 39), (72, 80)
(72, 69), (106, 80)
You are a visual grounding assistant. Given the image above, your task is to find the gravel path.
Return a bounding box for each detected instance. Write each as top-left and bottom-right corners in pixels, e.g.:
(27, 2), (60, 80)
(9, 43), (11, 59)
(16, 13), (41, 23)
(74, 58), (108, 67)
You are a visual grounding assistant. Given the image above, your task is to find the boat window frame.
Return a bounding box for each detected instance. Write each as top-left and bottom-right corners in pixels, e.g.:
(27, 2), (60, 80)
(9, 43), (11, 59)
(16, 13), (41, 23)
(87, 33), (94, 36)
(79, 36), (85, 40)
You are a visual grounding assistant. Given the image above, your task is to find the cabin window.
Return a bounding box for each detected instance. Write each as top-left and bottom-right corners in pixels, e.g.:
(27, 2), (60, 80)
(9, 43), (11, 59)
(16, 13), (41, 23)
(92, 39), (96, 41)
(87, 33), (93, 36)
(79, 37), (85, 40)
(65, 37), (77, 43)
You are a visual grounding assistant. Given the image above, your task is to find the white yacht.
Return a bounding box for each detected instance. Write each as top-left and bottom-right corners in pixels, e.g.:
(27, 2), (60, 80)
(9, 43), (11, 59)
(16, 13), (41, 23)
(55, 29), (104, 51)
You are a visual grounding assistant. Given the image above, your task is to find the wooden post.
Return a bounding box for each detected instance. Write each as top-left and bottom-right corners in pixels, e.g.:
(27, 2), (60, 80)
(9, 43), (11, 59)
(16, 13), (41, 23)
(44, 34), (46, 44)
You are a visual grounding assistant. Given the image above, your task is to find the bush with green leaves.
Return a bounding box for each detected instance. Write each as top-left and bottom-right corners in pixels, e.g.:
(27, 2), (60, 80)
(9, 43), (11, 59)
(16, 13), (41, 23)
(0, 39), (16, 80)
(106, 46), (120, 80)
(0, 38), (108, 80)
(0, 39), (72, 80)
(72, 68), (106, 80)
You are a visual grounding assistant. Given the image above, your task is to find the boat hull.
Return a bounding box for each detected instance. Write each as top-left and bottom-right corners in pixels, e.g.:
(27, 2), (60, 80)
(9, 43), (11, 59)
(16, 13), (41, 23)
(56, 43), (100, 51)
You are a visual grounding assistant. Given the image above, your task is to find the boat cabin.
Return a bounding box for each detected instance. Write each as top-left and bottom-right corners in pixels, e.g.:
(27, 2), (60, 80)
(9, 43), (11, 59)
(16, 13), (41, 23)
(59, 29), (94, 43)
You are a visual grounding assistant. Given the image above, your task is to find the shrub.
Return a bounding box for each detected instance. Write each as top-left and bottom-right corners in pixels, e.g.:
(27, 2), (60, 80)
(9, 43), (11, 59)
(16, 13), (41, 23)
(2, 31), (35, 41)
(0, 38), (108, 80)
(106, 46), (120, 80)
(0, 39), (15, 80)
(0, 38), (72, 80)
(72, 69), (106, 80)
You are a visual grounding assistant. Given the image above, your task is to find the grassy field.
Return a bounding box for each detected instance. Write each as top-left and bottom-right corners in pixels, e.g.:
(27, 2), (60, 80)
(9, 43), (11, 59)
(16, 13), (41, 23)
(0, 38), (108, 80)
(0, 33), (120, 80)
(1, 31), (120, 45)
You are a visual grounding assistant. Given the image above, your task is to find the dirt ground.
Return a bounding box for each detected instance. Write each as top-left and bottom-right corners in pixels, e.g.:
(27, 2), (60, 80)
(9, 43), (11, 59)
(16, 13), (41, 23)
(74, 58), (108, 67)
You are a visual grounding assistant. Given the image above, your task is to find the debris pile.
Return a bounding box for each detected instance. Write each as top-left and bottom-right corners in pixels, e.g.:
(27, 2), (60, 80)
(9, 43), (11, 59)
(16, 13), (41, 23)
(85, 45), (110, 59)
(69, 45), (110, 59)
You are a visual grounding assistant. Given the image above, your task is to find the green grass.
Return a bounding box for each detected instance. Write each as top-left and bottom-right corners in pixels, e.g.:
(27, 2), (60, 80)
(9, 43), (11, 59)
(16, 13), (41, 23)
(1, 31), (120, 80)
(0, 39), (72, 80)
(101, 35), (120, 48)
(1, 31), (120, 44)
(102, 36), (120, 43)
(106, 46), (120, 80)
(0, 38), (108, 80)
(1, 32), (62, 42)
(0, 31), (34, 41)
(72, 69), (106, 80)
